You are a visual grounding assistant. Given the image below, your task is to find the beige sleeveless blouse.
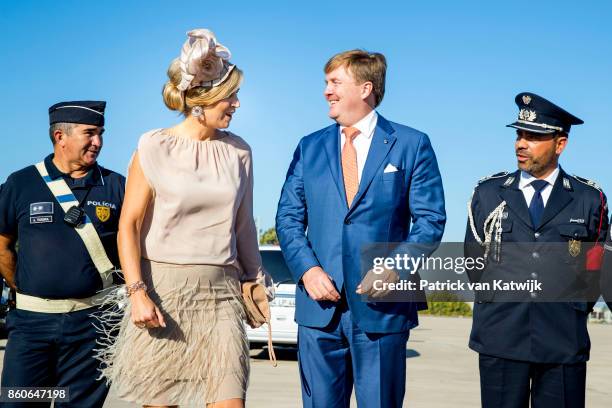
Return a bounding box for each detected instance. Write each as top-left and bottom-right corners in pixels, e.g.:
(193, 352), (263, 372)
(137, 128), (264, 280)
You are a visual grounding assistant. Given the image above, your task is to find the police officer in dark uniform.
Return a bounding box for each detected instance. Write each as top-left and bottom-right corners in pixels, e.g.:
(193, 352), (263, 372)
(465, 92), (609, 408)
(0, 101), (125, 407)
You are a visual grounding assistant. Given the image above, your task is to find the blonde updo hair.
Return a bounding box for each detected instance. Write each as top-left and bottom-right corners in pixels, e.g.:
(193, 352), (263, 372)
(162, 58), (243, 115)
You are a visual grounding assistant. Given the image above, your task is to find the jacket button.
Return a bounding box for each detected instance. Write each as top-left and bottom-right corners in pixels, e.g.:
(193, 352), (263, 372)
(531, 272), (538, 279)
(344, 219), (352, 225)
(534, 232), (540, 239)
(532, 252), (539, 259)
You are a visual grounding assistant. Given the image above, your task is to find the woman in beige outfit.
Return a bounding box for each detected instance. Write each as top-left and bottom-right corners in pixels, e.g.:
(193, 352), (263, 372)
(98, 29), (272, 408)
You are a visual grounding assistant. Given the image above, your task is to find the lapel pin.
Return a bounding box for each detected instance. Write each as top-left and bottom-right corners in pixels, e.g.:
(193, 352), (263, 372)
(502, 176), (515, 187)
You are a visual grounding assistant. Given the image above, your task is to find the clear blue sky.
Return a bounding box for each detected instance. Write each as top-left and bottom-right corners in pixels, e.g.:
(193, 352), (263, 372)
(1, 0), (611, 240)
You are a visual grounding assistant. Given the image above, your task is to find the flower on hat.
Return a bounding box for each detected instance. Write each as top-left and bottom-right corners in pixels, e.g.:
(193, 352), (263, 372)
(176, 29), (235, 91)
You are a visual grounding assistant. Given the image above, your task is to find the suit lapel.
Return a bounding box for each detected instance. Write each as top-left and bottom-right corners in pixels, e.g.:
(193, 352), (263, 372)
(499, 171), (533, 229)
(321, 124), (347, 206)
(538, 169), (573, 229)
(348, 115), (396, 212)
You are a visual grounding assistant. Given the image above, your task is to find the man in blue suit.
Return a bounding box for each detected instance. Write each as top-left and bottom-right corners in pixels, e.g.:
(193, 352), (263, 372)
(276, 50), (446, 408)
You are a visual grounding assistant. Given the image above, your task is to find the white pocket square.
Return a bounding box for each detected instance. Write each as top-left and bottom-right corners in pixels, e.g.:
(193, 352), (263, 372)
(383, 163), (399, 173)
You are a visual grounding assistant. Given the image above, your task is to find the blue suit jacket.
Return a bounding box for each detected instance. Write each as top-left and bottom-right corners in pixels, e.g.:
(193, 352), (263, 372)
(276, 114), (446, 333)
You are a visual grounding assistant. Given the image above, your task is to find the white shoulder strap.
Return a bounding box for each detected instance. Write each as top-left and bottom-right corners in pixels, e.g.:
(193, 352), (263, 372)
(35, 161), (114, 288)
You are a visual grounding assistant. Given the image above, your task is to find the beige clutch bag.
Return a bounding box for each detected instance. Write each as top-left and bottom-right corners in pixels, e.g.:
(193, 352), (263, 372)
(242, 281), (277, 366)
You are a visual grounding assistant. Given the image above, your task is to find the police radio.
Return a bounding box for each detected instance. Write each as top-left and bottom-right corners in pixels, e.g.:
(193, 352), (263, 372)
(63, 185), (93, 228)
(64, 205), (85, 227)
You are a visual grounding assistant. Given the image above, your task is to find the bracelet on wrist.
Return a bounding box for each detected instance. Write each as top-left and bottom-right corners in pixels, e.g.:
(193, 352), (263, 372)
(126, 280), (147, 297)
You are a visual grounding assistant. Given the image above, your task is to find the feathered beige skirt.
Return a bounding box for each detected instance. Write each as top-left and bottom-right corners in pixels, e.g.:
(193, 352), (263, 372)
(96, 260), (248, 406)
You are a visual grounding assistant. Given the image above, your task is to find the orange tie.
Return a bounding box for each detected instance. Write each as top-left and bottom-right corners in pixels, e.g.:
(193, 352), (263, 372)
(341, 127), (361, 207)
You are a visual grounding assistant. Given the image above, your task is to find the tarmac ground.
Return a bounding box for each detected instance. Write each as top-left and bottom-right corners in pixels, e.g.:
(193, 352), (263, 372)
(0, 315), (610, 407)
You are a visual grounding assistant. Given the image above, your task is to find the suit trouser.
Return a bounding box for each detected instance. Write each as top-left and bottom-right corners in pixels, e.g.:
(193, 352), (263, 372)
(297, 300), (410, 408)
(479, 354), (586, 408)
(0, 308), (109, 408)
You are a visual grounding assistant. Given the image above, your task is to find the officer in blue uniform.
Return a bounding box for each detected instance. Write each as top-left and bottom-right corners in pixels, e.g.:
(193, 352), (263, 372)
(465, 92), (608, 408)
(0, 101), (125, 407)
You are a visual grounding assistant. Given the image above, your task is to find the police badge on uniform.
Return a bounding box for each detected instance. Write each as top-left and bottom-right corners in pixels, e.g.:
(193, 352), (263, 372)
(30, 202), (54, 224)
(96, 206), (110, 222)
(568, 239), (581, 257)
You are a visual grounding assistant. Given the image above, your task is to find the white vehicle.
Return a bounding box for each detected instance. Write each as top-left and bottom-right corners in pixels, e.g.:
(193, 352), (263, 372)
(246, 245), (298, 347)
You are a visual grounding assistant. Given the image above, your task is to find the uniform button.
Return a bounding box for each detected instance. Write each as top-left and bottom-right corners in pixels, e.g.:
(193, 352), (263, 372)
(532, 252), (539, 259)
(534, 232), (540, 239)
(531, 272), (538, 279)
(344, 219), (352, 225)
(530, 292), (538, 299)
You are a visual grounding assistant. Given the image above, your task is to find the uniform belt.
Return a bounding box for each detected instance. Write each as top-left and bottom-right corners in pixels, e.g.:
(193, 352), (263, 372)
(16, 286), (116, 313)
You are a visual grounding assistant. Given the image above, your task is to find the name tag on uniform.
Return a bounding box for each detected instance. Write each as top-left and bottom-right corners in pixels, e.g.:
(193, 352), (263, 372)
(30, 202), (54, 224)
(30, 215), (53, 224)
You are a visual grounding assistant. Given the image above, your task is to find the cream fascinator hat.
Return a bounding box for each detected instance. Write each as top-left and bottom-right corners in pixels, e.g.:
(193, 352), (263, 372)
(176, 29), (235, 92)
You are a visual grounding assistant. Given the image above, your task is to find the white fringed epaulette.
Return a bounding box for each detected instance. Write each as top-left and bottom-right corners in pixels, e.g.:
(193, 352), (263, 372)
(571, 175), (603, 193)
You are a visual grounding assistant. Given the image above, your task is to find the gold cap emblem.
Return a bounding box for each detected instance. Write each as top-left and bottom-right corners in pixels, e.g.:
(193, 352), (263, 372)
(522, 95), (532, 105)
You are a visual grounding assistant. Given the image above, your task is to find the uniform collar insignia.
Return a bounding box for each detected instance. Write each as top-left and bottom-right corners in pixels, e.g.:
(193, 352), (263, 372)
(502, 176), (515, 187)
(562, 177), (572, 190)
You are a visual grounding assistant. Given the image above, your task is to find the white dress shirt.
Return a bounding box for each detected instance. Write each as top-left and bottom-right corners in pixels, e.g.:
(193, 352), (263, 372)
(340, 110), (378, 182)
(518, 166), (560, 207)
